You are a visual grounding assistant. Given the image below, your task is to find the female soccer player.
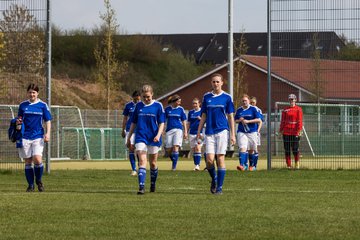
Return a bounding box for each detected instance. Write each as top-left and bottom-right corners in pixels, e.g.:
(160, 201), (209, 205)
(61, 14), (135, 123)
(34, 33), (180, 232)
(279, 94), (303, 169)
(121, 90), (141, 176)
(126, 85), (165, 194)
(164, 94), (187, 171)
(235, 94), (262, 171)
(249, 97), (264, 170)
(18, 83), (52, 192)
(197, 73), (236, 195)
(187, 98), (203, 171)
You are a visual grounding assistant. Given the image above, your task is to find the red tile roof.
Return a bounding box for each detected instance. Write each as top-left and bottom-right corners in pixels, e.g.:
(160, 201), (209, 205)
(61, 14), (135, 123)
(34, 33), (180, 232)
(244, 55), (360, 100)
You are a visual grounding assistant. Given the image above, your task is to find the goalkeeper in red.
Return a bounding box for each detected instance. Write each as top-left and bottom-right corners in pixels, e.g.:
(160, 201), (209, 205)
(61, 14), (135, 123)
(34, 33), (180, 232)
(279, 94), (303, 169)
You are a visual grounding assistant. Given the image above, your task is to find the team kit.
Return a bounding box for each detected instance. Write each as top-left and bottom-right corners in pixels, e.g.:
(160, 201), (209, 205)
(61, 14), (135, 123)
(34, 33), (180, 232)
(10, 74), (302, 195)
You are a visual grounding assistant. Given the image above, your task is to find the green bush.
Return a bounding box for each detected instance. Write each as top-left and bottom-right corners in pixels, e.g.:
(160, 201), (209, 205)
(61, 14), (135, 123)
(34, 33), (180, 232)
(51, 32), (212, 97)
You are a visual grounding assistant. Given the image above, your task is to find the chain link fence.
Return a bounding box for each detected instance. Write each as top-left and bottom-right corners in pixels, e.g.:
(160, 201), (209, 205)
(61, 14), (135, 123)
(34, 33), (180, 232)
(269, 0), (360, 169)
(1, 105), (127, 170)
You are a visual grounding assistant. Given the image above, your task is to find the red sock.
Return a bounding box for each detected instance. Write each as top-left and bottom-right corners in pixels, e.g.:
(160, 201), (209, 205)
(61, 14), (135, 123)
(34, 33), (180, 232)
(294, 153), (300, 162)
(285, 155), (291, 167)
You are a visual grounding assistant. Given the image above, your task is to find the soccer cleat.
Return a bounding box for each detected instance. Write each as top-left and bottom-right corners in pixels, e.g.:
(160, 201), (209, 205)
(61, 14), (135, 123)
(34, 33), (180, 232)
(194, 165), (200, 171)
(287, 165), (292, 170)
(26, 185), (35, 192)
(214, 190), (223, 195)
(150, 184), (156, 193)
(130, 171), (137, 176)
(237, 165), (247, 171)
(171, 168), (176, 171)
(137, 188), (145, 195)
(210, 182), (216, 194)
(295, 161), (300, 169)
(36, 181), (44, 192)
(249, 166), (257, 171)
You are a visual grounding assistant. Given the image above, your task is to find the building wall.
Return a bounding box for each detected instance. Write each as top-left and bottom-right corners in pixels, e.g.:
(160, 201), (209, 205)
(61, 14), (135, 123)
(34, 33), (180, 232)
(159, 68), (229, 110)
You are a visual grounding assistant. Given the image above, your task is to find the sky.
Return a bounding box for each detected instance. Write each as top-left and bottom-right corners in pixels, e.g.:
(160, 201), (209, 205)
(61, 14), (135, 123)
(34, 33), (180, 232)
(52, 0), (268, 34)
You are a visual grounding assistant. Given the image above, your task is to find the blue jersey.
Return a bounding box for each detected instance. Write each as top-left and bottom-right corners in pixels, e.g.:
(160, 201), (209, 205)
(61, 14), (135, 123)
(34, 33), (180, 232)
(18, 99), (52, 140)
(253, 105), (264, 130)
(201, 91), (235, 135)
(122, 101), (136, 131)
(187, 109), (202, 135)
(164, 106), (187, 132)
(235, 105), (262, 133)
(131, 100), (165, 147)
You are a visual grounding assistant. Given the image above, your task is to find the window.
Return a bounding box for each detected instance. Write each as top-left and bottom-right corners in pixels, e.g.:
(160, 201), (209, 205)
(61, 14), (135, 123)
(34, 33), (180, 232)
(302, 39), (312, 49)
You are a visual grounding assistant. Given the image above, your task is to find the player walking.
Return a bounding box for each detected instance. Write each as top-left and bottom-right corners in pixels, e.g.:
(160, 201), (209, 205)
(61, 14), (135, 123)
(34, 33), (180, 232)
(127, 85), (165, 194)
(187, 98), (203, 171)
(18, 83), (52, 192)
(164, 94), (187, 171)
(235, 94), (262, 171)
(279, 94), (303, 169)
(249, 96), (264, 171)
(121, 91), (141, 176)
(197, 73), (236, 195)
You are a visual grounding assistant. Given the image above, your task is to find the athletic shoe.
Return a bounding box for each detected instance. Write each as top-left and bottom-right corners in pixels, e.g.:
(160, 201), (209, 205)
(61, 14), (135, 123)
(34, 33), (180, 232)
(237, 165), (246, 171)
(249, 166), (257, 171)
(295, 161), (300, 169)
(36, 181), (44, 192)
(137, 188), (145, 195)
(287, 165), (292, 170)
(130, 171), (137, 176)
(214, 190), (223, 195)
(26, 185), (34, 192)
(194, 165), (200, 171)
(150, 184), (156, 193)
(210, 181), (216, 194)
(171, 168), (176, 171)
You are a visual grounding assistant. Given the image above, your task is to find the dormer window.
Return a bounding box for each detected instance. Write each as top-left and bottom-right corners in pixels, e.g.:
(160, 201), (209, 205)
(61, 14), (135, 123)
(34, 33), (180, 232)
(302, 39), (312, 49)
(197, 46), (204, 53)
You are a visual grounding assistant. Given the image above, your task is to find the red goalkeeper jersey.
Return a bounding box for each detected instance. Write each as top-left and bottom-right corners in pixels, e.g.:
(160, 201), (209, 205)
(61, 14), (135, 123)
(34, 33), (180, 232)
(280, 105), (303, 136)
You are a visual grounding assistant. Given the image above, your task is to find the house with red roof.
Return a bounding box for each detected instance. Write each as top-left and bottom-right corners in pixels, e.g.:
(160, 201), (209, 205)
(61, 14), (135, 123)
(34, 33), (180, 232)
(158, 56), (360, 112)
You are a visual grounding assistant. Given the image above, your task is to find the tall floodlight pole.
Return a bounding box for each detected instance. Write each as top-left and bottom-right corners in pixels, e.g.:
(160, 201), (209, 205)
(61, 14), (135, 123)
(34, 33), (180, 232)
(46, 0), (52, 174)
(228, 0), (234, 151)
(228, 0), (233, 97)
(266, 0), (272, 170)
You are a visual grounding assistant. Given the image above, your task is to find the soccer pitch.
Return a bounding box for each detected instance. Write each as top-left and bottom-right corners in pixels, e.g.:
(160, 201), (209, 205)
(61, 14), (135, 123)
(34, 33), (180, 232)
(1, 168), (360, 239)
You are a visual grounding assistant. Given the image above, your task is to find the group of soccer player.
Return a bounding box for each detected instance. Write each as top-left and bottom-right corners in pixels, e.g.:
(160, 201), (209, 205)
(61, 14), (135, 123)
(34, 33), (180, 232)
(16, 75), (301, 195)
(122, 73), (266, 195)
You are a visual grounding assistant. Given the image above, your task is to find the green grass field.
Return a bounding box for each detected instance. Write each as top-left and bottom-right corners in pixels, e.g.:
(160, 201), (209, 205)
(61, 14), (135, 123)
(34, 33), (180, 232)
(1, 168), (360, 240)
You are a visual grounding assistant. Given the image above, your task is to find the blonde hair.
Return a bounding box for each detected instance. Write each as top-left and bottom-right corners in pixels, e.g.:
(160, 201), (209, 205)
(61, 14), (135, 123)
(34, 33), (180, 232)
(141, 84), (153, 94)
(192, 97), (200, 103)
(242, 94), (250, 100)
(211, 73), (223, 81)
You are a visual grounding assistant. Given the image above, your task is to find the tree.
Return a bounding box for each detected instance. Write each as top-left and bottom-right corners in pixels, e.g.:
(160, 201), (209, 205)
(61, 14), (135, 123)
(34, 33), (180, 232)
(233, 32), (249, 108)
(0, 4), (44, 74)
(308, 33), (324, 136)
(94, 0), (127, 115)
(308, 33), (324, 103)
(0, 32), (4, 65)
